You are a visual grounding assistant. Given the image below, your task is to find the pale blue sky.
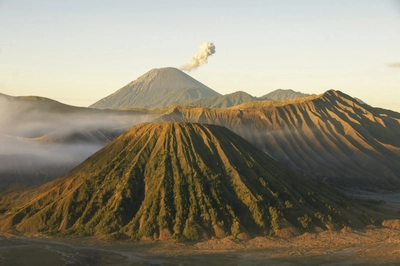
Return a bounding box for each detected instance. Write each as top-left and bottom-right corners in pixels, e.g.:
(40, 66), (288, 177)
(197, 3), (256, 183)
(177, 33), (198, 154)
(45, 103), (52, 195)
(1, 0), (399, 111)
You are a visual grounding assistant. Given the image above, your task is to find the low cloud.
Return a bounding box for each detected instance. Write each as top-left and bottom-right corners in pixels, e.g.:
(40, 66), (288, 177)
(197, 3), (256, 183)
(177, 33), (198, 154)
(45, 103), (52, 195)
(0, 94), (156, 189)
(386, 62), (400, 68)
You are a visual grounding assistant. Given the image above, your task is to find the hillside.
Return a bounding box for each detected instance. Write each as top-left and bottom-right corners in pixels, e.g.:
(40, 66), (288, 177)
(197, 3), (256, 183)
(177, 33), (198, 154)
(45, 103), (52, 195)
(0, 122), (377, 240)
(159, 90), (400, 189)
(261, 89), (311, 100)
(89, 67), (221, 109)
(184, 91), (258, 108)
(230, 94), (320, 110)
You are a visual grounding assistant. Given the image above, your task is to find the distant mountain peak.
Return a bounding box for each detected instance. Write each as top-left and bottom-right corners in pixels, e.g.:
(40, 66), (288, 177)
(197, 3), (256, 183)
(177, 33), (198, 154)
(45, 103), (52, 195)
(261, 89), (311, 100)
(90, 67), (220, 109)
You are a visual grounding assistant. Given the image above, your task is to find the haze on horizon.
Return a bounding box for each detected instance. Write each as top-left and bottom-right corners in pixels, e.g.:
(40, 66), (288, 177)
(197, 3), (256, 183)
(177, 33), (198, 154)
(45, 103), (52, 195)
(0, 0), (399, 112)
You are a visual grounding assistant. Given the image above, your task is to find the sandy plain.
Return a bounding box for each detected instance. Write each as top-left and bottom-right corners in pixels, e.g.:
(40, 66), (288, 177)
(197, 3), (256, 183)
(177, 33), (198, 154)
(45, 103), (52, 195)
(1, 226), (400, 265)
(1, 192), (400, 266)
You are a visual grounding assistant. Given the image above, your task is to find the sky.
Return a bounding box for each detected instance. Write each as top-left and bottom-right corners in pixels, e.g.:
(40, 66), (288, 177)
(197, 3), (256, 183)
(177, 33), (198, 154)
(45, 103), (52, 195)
(1, 0), (400, 111)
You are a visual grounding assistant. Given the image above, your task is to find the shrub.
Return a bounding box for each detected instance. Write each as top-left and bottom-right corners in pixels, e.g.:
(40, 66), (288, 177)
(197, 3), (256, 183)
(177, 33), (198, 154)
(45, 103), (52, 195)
(269, 206), (280, 231)
(298, 214), (312, 229)
(314, 212), (325, 223)
(183, 220), (199, 241)
(284, 200), (293, 209)
(231, 220), (241, 237)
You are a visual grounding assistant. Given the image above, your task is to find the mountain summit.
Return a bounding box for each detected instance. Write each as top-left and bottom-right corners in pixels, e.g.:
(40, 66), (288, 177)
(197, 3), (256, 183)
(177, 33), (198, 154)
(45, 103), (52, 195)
(90, 67), (220, 109)
(0, 122), (376, 240)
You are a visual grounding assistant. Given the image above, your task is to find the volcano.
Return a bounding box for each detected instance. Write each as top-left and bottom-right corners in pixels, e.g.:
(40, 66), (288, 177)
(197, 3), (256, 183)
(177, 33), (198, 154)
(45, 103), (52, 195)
(90, 67), (220, 109)
(0, 122), (377, 240)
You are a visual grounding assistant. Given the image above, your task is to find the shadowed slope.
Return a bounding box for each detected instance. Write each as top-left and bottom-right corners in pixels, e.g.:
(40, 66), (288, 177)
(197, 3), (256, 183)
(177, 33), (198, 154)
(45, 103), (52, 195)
(159, 90), (400, 189)
(89, 67), (220, 109)
(0, 122), (376, 240)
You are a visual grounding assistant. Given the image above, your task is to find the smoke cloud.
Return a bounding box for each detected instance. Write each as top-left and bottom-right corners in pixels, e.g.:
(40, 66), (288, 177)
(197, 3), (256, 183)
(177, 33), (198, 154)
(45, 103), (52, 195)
(180, 42), (216, 72)
(386, 62), (400, 68)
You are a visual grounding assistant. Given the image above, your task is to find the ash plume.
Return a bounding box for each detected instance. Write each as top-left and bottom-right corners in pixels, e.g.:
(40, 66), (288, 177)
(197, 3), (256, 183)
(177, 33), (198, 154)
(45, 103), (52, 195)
(180, 42), (216, 72)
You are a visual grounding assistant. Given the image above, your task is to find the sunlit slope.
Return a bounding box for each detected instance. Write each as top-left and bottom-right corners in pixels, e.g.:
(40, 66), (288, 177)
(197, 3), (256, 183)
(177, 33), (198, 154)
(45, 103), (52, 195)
(159, 90), (400, 189)
(0, 122), (376, 240)
(90, 67), (221, 109)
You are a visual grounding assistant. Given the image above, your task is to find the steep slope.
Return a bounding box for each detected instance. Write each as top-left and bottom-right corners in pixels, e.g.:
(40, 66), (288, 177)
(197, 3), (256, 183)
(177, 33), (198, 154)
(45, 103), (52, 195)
(159, 90), (400, 189)
(185, 91), (258, 108)
(90, 67), (221, 109)
(0, 122), (376, 240)
(261, 89), (311, 100)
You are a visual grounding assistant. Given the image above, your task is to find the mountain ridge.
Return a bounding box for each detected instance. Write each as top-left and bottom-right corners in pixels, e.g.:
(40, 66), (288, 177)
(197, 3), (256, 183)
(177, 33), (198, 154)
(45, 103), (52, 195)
(159, 90), (400, 189)
(182, 91), (258, 108)
(261, 89), (311, 100)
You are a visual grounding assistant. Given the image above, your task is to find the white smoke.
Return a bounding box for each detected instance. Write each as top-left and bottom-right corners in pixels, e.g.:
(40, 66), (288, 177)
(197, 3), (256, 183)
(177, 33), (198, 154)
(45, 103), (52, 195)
(180, 42), (216, 72)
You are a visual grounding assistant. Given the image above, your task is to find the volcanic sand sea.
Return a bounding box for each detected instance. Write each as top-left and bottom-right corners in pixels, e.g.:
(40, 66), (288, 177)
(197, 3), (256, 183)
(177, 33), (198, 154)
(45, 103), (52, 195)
(1, 226), (400, 266)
